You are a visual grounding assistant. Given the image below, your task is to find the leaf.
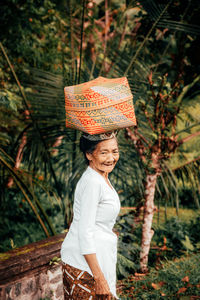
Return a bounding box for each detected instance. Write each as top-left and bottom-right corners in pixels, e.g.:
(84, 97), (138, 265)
(151, 281), (165, 290)
(152, 282), (160, 290)
(134, 272), (146, 277)
(177, 287), (187, 294)
(158, 20), (200, 35)
(158, 281), (165, 287)
(117, 253), (136, 278)
(181, 276), (189, 283)
(181, 235), (194, 251)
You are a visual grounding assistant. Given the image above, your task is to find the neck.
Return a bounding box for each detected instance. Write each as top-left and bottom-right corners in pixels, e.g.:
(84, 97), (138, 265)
(89, 164), (108, 179)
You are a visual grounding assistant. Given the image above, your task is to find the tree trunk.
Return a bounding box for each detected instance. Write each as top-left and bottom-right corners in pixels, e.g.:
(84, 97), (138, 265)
(140, 172), (158, 273)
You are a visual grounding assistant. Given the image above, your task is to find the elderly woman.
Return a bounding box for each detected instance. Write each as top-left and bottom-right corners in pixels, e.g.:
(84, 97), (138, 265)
(61, 131), (120, 299)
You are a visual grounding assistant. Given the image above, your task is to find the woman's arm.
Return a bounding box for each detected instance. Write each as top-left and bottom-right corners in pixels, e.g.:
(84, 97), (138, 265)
(84, 253), (112, 299)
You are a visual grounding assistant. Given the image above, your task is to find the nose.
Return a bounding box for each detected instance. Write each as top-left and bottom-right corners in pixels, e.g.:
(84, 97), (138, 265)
(106, 153), (115, 162)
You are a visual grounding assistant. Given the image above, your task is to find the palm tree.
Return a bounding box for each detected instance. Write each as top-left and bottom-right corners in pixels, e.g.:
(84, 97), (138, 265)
(125, 74), (200, 272)
(1, 0), (200, 272)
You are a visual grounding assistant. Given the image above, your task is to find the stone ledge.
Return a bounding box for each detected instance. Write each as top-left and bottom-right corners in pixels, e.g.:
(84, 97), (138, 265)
(0, 233), (65, 284)
(0, 233), (66, 300)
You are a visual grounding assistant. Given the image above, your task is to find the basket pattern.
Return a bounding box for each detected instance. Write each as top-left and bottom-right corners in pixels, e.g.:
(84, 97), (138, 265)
(64, 76), (137, 134)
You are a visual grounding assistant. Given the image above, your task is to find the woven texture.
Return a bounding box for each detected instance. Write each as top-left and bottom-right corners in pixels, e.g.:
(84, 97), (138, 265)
(62, 263), (95, 299)
(64, 76), (137, 134)
(62, 263), (117, 300)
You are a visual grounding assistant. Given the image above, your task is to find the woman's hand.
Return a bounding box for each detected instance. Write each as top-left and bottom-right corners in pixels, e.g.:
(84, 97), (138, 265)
(83, 253), (112, 299)
(94, 274), (112, 299)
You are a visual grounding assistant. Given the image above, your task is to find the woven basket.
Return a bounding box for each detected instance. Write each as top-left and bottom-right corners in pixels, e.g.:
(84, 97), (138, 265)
(64, 76), (137, 134)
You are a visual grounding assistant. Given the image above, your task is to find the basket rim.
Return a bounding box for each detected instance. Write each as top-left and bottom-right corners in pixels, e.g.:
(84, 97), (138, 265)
(64, 85), (130, 95)
(64, 76), (128, 91)
(65, 96), (133, 112)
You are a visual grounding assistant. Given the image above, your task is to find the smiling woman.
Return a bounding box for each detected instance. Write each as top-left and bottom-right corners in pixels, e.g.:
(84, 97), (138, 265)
(81, 133), (119, 188)
(61, 132), (120, 299)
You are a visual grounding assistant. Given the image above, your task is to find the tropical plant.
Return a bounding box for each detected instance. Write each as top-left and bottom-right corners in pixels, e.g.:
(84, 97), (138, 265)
(125, 74), (200, 272)
(1, 0), (140, 240)
(111, 0), (200, 272)
(118, 252), (200, 299)
(1, 0), (200, 277)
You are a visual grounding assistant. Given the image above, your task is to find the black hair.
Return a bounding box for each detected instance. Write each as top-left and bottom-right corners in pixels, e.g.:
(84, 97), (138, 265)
(79, 136), (102, 165)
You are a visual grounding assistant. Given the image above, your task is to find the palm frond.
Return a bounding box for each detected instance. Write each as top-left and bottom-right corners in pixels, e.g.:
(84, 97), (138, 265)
(158, 20), (200, 35)
(139, 0), (170, 20)
(0, 148), (52, 236)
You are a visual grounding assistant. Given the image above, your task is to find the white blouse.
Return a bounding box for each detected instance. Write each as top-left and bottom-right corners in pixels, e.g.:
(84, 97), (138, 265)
(61, 166), (120, 298)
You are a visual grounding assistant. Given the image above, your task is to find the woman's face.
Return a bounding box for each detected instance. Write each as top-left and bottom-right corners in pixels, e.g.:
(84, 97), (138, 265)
(86, 138), (119, 177)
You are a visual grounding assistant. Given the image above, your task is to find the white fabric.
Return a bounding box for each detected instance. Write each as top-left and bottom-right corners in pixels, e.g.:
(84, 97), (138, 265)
(61, 166), (120, 298)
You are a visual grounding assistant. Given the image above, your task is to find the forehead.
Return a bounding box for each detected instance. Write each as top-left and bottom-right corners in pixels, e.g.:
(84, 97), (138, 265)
(96, 138), (118, 151)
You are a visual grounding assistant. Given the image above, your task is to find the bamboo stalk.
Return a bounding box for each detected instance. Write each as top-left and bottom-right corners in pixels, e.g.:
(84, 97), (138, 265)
(78, 0), (86, 84)
(69, 0), (75, 82)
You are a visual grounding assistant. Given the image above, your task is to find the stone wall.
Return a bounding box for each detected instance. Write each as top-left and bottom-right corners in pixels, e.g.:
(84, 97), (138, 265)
(0, 233), (66, 300)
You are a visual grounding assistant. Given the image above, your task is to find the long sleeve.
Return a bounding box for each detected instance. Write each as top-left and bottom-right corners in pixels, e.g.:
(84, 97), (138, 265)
(78, 179), (101, 255)
(61, 166), (120, 298)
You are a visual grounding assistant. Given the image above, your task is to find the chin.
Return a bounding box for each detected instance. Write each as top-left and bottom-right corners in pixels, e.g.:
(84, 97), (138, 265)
(102, 165), (115, 172)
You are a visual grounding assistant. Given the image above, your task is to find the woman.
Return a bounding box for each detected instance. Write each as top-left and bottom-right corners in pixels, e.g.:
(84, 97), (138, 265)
(61, 131), (120, 299)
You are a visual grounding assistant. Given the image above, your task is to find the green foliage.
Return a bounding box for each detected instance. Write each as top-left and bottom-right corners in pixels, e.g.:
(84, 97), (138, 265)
(116, 211), (141, 279)
(188, 216), (200, 247)
(0, 190), (44, 252)
(178, 187), (200, 209)
(49, 256), (61, 265)
(116, 210), (200, 279)
(119, 253), (200, 299)
(152, 216), (200, 261)
(1, 0), (63, 71)
(0, 189), (64, 252)
(117, 253), (136, 279)
(1, 0), (200, 258)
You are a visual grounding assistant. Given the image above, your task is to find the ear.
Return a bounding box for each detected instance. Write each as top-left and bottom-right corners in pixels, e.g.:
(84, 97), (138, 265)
(86, 152), (92, 162)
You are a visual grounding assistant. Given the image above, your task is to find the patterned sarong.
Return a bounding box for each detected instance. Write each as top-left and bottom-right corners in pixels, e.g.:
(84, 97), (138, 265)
(62, 262), (116, 299)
